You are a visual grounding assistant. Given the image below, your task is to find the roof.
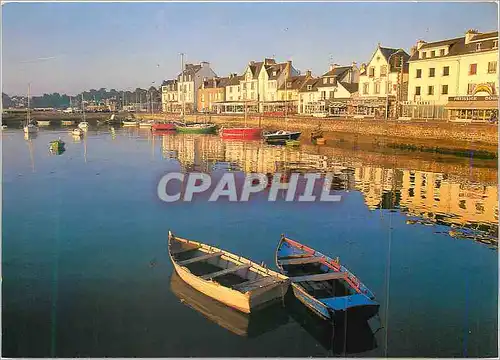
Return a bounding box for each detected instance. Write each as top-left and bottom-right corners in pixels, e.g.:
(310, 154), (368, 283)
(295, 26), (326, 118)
(278, 75), (308, 90)
(266, 63), (287, 79)
(379, 47), (406, 62)
(227, 75), (243, 86)
(247, 62), (264, 79)
(470, 31), (498, 41)
(200, 77), (230, 89)
(339, 82), (358, 94)
(161, 79), (177, 86)
(418, 37), (463, 50)
(299, 78), (320, 92)
(321, 66), (352, 78)
(177, 64), (202, 78)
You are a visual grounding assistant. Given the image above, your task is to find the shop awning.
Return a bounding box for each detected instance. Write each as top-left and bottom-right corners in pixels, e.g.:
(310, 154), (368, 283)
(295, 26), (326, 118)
(446, 100), (498, 110)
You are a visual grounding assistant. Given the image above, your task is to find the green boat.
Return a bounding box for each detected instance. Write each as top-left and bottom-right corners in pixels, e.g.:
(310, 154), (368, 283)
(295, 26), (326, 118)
(175, 123), (218, 134)
(49, 139), (66, 155)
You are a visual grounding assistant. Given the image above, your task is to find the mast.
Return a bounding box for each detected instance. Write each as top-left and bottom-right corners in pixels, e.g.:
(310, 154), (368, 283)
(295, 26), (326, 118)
(181, 53), (185, 122)
(81, 93), (86, 121)
(27, 83), (31, 125)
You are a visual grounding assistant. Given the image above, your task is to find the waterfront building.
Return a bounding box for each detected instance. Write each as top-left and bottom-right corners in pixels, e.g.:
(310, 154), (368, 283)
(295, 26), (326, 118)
(197, 77), (230, 113)
(298, 64), (359, 116)
(212, 73), (245, 114)
(276, 72), (311, 115)
(161, 80), (179, 113)
(176, 62), (217, 113)
(353, 45), (410, 118)
(405, 29), (498, 122)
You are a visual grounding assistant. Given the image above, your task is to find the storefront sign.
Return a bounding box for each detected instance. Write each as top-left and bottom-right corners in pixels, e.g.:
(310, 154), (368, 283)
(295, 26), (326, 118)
(448, 95), (498, 101)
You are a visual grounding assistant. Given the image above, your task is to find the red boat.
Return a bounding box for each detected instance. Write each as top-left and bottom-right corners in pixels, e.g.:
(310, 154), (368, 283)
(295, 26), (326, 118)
(220, 127), (262, 140)
(152, 122), (176, 131)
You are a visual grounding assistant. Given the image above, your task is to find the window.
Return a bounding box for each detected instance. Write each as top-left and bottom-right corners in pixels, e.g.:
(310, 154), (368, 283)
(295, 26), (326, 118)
(428, 86), (434, 95)
(487, 82), (496, 94)
(415, 86), (421, 96)
(443, 66), (450, 76)
(201, 94), (205, 102)
(467, 83), (476, 95)
(476, 43), (481, 51)
(494, 40), (498, 48)
(329, 91), (334, 99)
(369, 67), (375, 77)
(429, 68), (435, 77)
(323, 78), (327, 84)
(363, 83), (369, 94)
(440, 49), (445, 56)
(416, 69), (422, 78)
(488, 61), (497, 73)
(380, 66), (387, 76)
(431, 50), (435, 58)
(441, 85), (448, 95)
(251, 82), (254, 90)
(422, 52), (427, 59)
(330, 78), (335, 84)
(229, 87), (233, 93)
(307, 85), (312, 90)
(287, 82), (292, 88)
(374, 82), (380, 94)
(469, 63), (477, 75)
(321, 91), (326, 99)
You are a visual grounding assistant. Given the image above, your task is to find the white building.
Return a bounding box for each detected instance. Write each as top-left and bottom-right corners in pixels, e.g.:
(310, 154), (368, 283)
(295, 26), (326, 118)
(176, 62), (217, 113)
(406, 29), (498, 122)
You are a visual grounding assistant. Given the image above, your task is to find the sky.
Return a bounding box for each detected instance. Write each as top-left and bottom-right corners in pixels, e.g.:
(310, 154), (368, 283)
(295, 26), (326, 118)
(2, 1), (498, 96)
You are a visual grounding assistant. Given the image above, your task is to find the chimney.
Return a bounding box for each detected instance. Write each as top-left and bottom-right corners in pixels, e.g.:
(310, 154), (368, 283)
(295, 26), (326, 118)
(213, 77), (217, 88)
(306, 70), (312, 78)
(410, 45), (417, 56)
(264, 58), (275, 65)
(465, 29), (479, 44)
(329, 64), (335, 71)
(416, 40), (426, 50)
(201, 61), (209, 67)
(250, 61), (255, 65)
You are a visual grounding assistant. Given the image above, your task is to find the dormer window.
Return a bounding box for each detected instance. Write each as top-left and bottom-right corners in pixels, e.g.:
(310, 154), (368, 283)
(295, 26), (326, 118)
(422, 52), (427, 59)
(273, 71), (277, 76)
(323, 78), (327, 84)
(476, 43), (482, 51)
(440, 49), (445, 56)
(330, 78), (334, 84)
(307, 85), (312, 90)
(494, 40), (498, 48)
(430, 50), (435, 58)
(287, 82), (292, 88)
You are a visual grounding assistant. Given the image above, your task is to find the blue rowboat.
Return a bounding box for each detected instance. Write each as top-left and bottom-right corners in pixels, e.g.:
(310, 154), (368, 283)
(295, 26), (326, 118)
(275, 235), (379, 321)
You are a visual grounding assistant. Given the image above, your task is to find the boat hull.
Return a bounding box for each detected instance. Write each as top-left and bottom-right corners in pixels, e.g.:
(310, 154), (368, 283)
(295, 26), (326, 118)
(176, 124), (217, 134)
(169, 232), (289, 314)
(152, 123), (176, 131)
(264, 132), (301, 141)
(220, 127), (262, 140)
(123, 122), (138, 126)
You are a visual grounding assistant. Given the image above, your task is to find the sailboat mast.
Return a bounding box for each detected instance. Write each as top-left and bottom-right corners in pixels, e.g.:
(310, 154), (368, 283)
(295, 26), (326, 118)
(81, 93), (85, 120)
(27, 83), (31, 124)
(181, 53), (185, 122)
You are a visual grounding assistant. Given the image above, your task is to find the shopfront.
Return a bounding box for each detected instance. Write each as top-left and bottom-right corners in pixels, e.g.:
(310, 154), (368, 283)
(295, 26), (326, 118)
(446, 96), (498, 122)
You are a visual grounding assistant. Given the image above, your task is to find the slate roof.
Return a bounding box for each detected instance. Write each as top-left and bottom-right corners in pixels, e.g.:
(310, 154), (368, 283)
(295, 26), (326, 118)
(227, 75), (243, 86)
(339, 82), (359, 94)
(321, 66), (352, 78)
(177, 64), (202, 79)
(409, 31), (498, 62)
(278, 75), (308, 90)
(299, 78), (321, 92)
(200, 77), (230, 89)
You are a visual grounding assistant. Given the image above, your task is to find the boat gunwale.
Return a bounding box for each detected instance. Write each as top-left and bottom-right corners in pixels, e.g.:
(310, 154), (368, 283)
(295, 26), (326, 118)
(169, 231), (288, 293)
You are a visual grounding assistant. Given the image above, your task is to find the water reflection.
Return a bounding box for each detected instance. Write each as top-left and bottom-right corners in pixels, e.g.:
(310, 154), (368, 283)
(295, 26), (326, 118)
(157, 133), (498, 248)
(169, 271), (289, 338)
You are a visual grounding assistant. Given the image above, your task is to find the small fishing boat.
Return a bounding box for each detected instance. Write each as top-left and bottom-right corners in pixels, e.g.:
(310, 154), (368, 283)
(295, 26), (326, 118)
(78, 121), (89, 130)
(175, 123), (217, 134)
(71, 128), (85, 136)
(61, 120), (75, 126)
(263, 130), (301, 142)
(23, 84), (39, 134)
(1, 125), (7, 130)
(38, 120), (51, 126)
(275, 235), (379, 321)
(49, 138), (65, 153)
(168, 231), (289, 314)
(152, 122), (177, 131)
(122, 119), (139, 126)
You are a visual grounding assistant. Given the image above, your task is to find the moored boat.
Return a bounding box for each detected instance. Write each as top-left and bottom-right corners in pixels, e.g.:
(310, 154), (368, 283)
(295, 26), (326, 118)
(152, 122), (177, 131)
(175, 123), (217, 134)
(38, 120), (51, 126)
(61, 120), (75, 126)
(71, 128), (85, 136)
(275, 235), (379, 321)
(78, 121), (89, 130)
(168, 231), (289, 314)
(49, 138), (65, 154)
(263, 130), (301, 142)
(122, 119), (139, 126)
(23, 84), (39, 134)
(219, 127), (262, 140)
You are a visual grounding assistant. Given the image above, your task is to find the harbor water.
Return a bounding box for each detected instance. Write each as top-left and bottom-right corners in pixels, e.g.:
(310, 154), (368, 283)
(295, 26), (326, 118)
(2, 127), (498, 357)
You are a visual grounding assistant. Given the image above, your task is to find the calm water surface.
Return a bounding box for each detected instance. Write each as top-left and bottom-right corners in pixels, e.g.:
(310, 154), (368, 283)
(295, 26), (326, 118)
(2, 127), (498, 357)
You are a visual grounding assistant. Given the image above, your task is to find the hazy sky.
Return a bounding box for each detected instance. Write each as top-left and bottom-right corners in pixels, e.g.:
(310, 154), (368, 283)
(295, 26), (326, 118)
(2, 2), (498, 96)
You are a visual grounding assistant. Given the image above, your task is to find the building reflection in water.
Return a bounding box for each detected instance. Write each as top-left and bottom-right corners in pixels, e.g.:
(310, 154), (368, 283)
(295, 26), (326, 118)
(157, 133), (498, 248)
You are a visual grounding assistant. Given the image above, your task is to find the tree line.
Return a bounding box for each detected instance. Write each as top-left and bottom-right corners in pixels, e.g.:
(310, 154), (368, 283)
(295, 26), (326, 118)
(2, 86), (161, 109)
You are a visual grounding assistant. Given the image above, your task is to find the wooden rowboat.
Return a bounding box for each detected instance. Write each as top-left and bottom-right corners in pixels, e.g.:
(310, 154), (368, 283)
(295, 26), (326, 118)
(168, 231), (289, 314)
(275, 235), (379, 321)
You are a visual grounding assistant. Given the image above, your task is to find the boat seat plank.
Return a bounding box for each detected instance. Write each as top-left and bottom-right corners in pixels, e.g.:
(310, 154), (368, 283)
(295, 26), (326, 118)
(233, 276), (280, 292)
(290, 272), (347, 283)
(278, 256), (322, 265)
(177, 251), (224, 266)
(171, 245), (201, 255)
(201, 264), (251, 280)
